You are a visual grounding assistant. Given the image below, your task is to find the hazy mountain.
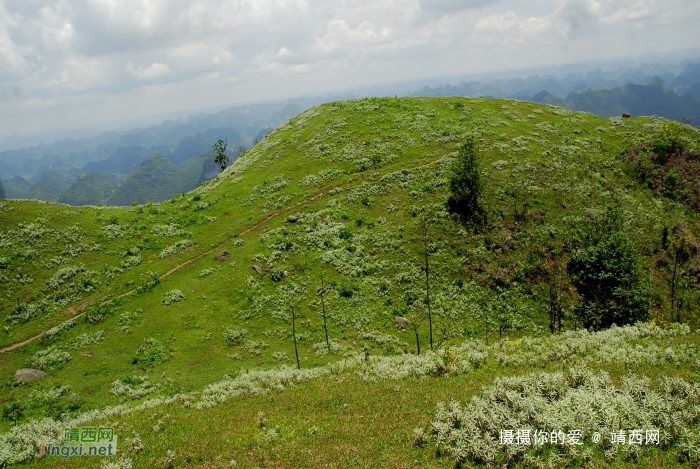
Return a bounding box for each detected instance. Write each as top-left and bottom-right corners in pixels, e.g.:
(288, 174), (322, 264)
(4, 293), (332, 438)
(58, 172), (119, 206)
(26, 171), (74, 202)
(168, 128), (242, 165)
(82, 146), (170, 174)
(532, 79), (700, 122)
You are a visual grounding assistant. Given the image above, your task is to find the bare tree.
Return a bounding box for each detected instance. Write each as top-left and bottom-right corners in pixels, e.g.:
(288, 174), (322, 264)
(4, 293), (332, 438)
(233, 145), (248, 158)
(319, 275), (330, 350)
(292, 305), (300, 369)
(417, 214), (433, 350)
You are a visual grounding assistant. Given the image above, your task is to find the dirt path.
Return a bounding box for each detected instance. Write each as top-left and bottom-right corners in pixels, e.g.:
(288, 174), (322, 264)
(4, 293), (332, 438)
(0, 156), (445, 354)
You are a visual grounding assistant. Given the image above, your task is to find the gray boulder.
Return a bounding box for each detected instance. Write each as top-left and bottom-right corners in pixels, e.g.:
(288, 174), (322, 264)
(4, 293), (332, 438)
(214, 250), (230, 261)
(622, 113), (631, 118)
(252, 264), (262, 274)
(395, 316), (412, 328)
(14, 368), (46, 382)
(287, 215), (299, 223)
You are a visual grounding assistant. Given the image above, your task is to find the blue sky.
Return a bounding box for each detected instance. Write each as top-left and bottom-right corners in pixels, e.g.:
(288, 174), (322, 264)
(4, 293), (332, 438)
(0, 0), (698, 139)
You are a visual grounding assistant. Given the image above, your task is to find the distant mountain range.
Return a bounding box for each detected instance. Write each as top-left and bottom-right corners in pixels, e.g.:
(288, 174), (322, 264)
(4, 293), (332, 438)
(531, 78), (700, 122)
(1, 57), (699, 207)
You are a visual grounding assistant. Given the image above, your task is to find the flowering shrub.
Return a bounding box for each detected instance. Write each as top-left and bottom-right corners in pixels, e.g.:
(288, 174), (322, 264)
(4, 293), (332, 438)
(110, 375), (161, 401)
(429, 368), (700, 466)
(223, 328), (248, 346)
(199, 267), (218, 278)
(40, 319), (76, 344)
(27, 347), (72, 371)
(161, 290), (185, 305)
(158, 239), (192, 259)
(132, 338), (168, 367)
(72, 330), (105, 349)
(152, 224), (181, 237)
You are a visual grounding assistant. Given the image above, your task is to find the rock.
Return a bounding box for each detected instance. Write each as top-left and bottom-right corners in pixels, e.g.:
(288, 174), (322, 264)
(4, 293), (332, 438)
(283, 270), (289, 277)
(214, 250), (230, 261)
(251, 258), (258, 263)
(252, 264), (262, 274)
(287, 215), (299, 223)
(68, 393), (78, 400)
(268, 263), (274, 268)
(395, 316), (412, 328)
(622, 113), (631, 118)
(14, 368), (46, 382)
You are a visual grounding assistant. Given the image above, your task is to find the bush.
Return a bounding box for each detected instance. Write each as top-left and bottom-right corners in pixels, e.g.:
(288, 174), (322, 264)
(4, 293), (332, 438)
(161, 289), (185, 305)
(568, 206), (649, 329)
(28, 348), (72, 371)
(446, 137), (485, 227)
(223, 328), (248, 346)
(132, 338), (168, 367)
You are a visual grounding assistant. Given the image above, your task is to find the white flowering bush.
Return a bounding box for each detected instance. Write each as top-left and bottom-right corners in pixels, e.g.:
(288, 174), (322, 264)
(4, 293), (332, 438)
(40, 319), (76, 344)
(428, 368), (700, 467)
(161, 289), (185, 305)
(223, 328), (248, 346)
(199, 267), (218, 278)
(152, 224), (181, 237)
(158, 239), (192, 259)
(27, 347), (72, 371)
(110, 375), (161, 401)
(71, 330), (105, 349)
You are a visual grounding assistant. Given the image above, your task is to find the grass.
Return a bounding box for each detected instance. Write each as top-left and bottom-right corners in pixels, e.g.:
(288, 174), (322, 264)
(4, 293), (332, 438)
(1, 96), (700, 467)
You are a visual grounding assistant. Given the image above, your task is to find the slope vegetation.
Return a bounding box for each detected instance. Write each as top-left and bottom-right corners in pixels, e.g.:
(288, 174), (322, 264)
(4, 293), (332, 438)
(1, 97), (700, 468)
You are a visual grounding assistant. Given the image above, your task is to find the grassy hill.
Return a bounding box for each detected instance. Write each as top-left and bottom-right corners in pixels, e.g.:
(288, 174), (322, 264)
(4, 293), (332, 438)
(1, 97), (700, 468)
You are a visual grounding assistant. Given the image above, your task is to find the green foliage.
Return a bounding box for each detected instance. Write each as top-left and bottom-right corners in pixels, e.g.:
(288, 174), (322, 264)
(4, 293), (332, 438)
(568, 207), (649, 329)
(664, 170), (679, 198)
(131, 338), (168, 367)
(213, 138), (230, 172)
(652, 120), (685, 159)
(446, 137), (485, 227)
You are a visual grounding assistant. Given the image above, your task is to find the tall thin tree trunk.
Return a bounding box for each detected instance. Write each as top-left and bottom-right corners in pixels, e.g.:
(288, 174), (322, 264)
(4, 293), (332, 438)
(321, 276), (329, 349)
(671, 253), (679, 323)
(422, 216), (433, 350)
(414, 325), (420, 355)
(292, 305), (300, 370)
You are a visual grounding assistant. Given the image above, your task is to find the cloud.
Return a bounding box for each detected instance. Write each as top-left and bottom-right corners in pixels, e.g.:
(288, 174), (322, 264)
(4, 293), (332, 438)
(20, 98), (57, 107)
(0, 0), (698, 138)
(125, 62), (173, 80)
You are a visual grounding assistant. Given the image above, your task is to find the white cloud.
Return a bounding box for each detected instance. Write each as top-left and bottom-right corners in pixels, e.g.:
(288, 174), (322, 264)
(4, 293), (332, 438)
(125, 62), (173, 79)
(0, 0), (697, 137)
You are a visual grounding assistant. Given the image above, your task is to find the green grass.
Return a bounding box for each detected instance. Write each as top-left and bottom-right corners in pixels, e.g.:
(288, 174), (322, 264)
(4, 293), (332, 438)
(1, 96), (700, 467)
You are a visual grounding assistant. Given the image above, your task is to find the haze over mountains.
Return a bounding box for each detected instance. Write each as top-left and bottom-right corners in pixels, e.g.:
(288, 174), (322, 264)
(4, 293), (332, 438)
(1, 56), (699, 207)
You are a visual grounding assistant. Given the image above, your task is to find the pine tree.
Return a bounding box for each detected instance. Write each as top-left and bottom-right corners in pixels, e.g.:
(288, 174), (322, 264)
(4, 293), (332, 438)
(447, 137), (485, 227)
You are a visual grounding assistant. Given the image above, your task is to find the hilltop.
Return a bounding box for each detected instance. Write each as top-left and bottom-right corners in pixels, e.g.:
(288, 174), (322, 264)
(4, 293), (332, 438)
(1, 97), (700, 468)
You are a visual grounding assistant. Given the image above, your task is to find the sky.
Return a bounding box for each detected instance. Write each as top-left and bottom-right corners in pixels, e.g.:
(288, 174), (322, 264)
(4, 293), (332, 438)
(0, 0), (698, 140)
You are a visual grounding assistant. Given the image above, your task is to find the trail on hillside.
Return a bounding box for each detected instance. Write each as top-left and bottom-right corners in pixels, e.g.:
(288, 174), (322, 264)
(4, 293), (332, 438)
(0, 156), (445, 354)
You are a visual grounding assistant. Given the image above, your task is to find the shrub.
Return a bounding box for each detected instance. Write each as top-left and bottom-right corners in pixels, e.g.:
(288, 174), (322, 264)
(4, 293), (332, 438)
(568, 206), (649, 329)
(161, 289), (185, 305)
(28, 348), (72, 371)
(446, 137), (485, 227)
(132, 338), (168, 367)
(223, 328), (248, 346)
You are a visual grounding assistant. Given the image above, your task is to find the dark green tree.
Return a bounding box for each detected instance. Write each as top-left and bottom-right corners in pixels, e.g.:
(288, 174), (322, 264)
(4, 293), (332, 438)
(568, 206), (649, 329)
(446, 137), (485, 227)
(213, 138), (230, 172)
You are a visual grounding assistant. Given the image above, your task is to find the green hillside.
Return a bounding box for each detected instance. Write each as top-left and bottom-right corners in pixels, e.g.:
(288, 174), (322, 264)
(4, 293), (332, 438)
(58, 172), (119, 206)
(1, 97), (700, 468)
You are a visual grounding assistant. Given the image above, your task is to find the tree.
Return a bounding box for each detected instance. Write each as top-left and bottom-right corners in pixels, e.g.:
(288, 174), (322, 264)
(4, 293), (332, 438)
(568, 206), (649, 329)
(446, 137), (485, 227)
(417, 214), (433, 350)
(212, 138), (229, 172)
(669, 224), (698, 322)
(318, 274), (330, 350)
(291, 305), (300, 370)
(233, 145), (247, 159)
